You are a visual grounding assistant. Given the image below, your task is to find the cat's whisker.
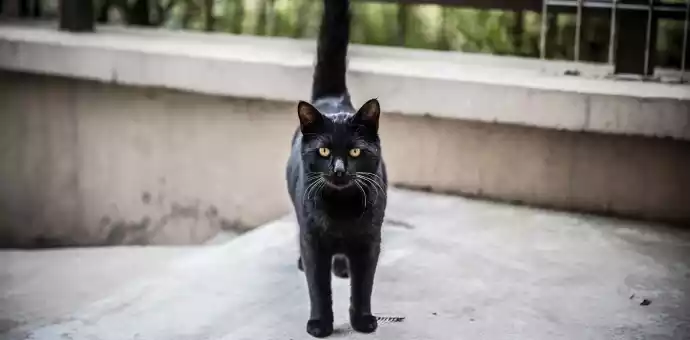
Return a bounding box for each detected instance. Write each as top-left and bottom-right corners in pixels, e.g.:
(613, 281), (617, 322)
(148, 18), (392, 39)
(356, 174), (386, 200)
(312, 178), (326, 198)
(358, 175), (387, 196)
(357, 172), (386, 184)
(363, 181), (377, 205)
(303, 177), (324, 205)
(314, 179), (326, 199)
(302, 183), (315, 206)
(355, 176), (380, 203)
(354, 179), (368, 208)
(309, 179), (319, 197)
(305, 173), (325, 185)
(307, 177), (322, 189)
(367, 180), (386, 202)
(314, 180), (327, 200)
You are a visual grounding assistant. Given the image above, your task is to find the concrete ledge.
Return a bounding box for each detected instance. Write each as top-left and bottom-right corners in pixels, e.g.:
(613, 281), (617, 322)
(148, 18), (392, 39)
(1, 71), (689, 248)
(1, 22), (689, 140)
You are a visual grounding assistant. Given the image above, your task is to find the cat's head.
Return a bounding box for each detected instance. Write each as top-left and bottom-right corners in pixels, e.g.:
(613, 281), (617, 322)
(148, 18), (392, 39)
(297, 99), (382, 190)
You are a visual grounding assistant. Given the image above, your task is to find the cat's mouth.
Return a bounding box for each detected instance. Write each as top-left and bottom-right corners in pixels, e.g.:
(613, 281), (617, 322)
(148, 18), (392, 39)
(325, 174), (353, 189)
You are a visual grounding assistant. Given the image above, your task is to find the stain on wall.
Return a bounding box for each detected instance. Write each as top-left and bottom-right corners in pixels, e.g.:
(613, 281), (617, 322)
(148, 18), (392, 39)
(98, 189), (255, 245)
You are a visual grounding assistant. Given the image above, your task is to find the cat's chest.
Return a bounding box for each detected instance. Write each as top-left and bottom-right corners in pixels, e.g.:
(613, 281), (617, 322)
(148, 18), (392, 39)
(307, 199), (384, 237)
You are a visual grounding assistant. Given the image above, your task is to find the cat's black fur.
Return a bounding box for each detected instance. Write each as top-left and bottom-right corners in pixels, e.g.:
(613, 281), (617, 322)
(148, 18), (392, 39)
(285, 0), (387, 337)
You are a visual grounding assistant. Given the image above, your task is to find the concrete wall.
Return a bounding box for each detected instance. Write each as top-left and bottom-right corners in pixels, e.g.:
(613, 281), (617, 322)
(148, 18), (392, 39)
(383, 115), (690, 222)
(0, 72), (295, 247)
(1, 71), (689, 247)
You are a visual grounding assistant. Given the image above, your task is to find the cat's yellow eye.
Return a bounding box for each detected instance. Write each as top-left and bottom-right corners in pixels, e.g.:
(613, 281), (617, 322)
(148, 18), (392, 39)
(349, 148), (361, 158)
(318, 147), (330, 157)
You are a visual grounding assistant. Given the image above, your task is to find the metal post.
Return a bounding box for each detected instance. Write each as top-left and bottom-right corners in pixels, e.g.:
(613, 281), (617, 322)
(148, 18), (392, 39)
(608, 0), (618, 65)
(574, 0), (583, 61)
(398, 4), (409, 47)
(19, 0), (29, 17)
(1, 0), (20, 17)
(614, 0), (657, 75)
(643, 0), (655, 76)
(540, 0), (549, 59)
(682, 0), (690, 81)
(59, 0), (95, 32)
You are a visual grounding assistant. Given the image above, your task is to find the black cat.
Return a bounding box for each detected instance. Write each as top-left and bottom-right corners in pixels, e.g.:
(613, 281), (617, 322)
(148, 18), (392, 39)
(285, 0), (387, 337)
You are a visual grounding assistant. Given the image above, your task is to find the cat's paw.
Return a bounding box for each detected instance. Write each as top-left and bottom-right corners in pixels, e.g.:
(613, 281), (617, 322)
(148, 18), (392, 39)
(350, 314), (378, 333)
(306, 319), (333, 338)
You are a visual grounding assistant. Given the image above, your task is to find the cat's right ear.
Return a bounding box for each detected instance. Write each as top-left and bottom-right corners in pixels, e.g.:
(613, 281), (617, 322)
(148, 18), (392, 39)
(297, 101), (323, 133)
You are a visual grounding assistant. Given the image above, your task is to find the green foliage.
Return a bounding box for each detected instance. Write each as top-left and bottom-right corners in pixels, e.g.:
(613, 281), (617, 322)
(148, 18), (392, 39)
(92, 0), (685, 68)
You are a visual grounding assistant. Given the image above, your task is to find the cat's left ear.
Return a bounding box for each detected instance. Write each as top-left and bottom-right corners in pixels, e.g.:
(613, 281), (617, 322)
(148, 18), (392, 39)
(354, 98), (380, 132)
(297, 101), (323, 133)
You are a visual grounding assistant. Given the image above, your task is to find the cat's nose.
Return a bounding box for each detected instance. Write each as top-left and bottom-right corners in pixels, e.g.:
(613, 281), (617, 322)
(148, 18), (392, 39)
(333, 158), (346, 176)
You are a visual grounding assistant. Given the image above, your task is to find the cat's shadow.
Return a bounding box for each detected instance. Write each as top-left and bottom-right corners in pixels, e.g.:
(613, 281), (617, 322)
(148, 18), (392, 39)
(330, 323), (355, 337)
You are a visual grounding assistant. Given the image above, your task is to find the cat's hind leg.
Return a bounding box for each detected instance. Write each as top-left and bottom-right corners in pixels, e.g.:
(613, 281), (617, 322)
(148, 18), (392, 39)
(301, 255), (349, 279)
(332, 254), (349, 278)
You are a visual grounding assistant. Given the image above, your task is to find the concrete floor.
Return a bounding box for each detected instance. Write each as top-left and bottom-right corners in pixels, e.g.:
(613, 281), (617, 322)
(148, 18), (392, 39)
(2, 189), (690, 340)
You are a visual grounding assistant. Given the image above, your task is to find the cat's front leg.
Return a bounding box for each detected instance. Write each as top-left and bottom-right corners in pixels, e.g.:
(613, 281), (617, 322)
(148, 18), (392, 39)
(347, 241), (380, 333)
(300, 237), (334, 338)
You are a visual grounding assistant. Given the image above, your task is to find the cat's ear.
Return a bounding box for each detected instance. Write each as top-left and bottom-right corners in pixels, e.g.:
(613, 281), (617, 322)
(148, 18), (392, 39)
(354, 98), (380, 132)
(297, 101), (323, 133)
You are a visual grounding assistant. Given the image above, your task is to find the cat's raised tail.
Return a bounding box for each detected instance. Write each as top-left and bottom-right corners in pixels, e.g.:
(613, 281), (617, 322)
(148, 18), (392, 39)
(311, 0), (353, 108)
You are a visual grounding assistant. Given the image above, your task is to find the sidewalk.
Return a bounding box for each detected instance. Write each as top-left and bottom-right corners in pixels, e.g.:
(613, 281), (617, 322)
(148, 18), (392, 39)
(2, 189), (689, 339)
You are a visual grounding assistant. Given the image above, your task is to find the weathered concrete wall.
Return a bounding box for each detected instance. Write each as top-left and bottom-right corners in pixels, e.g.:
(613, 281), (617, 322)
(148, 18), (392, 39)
(1, 71), (689, 247)
(383, 115), (690, 223)
(0, 72), (295, 247)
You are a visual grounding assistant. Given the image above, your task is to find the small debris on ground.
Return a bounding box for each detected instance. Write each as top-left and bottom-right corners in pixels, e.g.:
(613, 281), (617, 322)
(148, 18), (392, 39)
(376, 316), (406, 323)
(629, 293), (635, 300)
(640, 299), (652, 306)
(432, 312), (437, 316)
(384, 218), (415, 230)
